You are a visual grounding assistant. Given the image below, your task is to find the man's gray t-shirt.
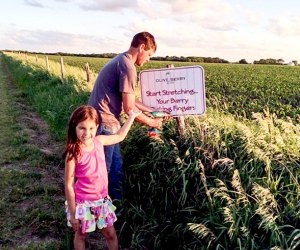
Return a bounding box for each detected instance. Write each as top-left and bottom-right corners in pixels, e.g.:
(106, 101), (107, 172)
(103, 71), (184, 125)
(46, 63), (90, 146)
(88, 52), (136, 127)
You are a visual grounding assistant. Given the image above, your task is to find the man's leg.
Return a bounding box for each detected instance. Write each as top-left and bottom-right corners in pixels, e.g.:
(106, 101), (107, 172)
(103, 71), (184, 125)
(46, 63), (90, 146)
(106, 143), (123, 200)
(103, 144), (114, 173)
(99, 125), (124, 200)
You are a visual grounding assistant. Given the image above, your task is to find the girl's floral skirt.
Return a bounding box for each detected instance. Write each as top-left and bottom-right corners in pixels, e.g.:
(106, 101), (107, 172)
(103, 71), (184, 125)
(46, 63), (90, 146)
(65, 196), (117, 234)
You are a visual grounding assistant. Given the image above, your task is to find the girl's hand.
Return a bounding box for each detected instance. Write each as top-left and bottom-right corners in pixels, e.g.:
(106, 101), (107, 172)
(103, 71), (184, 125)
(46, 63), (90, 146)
(70, 217), (80, 232)
(128, 109), (142, 118)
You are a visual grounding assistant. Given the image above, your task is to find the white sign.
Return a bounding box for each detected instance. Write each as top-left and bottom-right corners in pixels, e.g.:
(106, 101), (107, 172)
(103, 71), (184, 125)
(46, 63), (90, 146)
(140, 66), (206, 116)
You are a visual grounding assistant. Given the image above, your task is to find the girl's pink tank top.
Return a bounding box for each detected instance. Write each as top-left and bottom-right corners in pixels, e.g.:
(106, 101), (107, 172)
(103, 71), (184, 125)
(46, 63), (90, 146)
(74, 138), (108, 201)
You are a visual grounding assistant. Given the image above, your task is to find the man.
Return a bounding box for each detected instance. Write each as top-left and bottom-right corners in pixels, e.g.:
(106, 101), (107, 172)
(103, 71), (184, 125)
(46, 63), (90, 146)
(88, 32), (163, 200)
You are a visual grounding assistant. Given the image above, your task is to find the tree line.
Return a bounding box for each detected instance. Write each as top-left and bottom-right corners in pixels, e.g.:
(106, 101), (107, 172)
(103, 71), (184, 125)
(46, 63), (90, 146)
(3, 50), (298, 65)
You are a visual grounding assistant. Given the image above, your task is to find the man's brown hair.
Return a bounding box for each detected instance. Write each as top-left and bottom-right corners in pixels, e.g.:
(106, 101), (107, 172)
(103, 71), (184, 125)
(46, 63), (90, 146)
(130, 32), (157, 52)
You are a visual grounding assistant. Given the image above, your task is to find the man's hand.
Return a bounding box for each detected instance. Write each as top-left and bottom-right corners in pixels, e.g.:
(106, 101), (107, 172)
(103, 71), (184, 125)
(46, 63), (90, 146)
(162, 113), (172, 121)
(150, 117), (163, 129)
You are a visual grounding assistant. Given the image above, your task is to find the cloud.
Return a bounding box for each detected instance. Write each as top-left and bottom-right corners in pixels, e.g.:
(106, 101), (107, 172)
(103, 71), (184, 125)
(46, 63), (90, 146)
(158, 0), (212, 13)
(244, 10), (262, 26)
(122, 14), (300, 63)
(114, 0), (240, 59)
(52, 0), (237, 32)
(137, 0), (171, 19)
(3, 0), (299, 63)
(77, 0), (137, 11)
(125, 18), (225, 55)
(24, 0), (44, 8)
(268, 15), (300, 36)
(138, 0), (238, 31)
(1, 29), (122, 54)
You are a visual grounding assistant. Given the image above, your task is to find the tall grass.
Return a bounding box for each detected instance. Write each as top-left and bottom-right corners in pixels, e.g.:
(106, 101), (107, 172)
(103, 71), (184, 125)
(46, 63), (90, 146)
(120, 108), (300, 249)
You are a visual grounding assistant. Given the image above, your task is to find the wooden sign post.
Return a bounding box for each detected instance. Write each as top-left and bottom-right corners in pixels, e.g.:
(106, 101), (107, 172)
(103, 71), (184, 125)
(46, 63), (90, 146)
(140, 65), (206, 137)
(45, 56), (49, 71)
(167, 64), (186, 136)
(60, 57), (65, 80)
(85, 63), (91, 83)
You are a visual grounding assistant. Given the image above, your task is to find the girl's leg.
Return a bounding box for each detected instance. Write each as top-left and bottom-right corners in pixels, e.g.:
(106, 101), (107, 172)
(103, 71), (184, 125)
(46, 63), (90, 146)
(101, 226), (118, 250)
(74, 231), (86, 250)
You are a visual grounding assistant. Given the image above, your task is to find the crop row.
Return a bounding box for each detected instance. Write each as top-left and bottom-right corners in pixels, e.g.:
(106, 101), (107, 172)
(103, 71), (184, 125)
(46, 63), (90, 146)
(47, 54), (300, 121)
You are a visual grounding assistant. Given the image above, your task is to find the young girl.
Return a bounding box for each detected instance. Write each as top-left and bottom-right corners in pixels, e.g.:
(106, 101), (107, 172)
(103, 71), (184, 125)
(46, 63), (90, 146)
(63, 105), (141, 250)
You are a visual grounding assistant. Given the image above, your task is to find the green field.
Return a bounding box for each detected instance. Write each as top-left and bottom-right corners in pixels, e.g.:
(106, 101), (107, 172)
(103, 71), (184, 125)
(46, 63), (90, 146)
(2, 52), (300, 250)
(46, 54), (300, 120)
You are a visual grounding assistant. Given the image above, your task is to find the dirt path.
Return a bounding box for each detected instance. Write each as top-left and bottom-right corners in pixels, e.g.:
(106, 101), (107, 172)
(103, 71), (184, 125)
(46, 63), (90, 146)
(0, 54), (67, 248)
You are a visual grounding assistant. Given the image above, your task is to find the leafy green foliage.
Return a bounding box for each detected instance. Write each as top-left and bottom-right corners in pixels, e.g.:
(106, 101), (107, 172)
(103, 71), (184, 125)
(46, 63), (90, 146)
(120, 114), (300, 249)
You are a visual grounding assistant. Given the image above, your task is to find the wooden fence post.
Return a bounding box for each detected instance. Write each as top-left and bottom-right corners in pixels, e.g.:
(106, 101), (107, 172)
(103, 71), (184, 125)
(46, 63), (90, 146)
(166, 64), (186, 137)
(60, 57), (65, 80)
(85, 62), (91, 82)
(45, 56), (49, 71)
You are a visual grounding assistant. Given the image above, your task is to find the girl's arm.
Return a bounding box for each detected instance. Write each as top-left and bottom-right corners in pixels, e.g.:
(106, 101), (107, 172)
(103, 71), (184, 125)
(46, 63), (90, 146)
(122, 94), (163, 128)
(65, 156), (80, 232)
(97, 110), (141, 146)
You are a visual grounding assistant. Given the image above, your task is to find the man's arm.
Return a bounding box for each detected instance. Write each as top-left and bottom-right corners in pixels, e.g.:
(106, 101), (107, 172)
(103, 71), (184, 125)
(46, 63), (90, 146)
(136, 98), (172, 121)
(122, 93), (162, 129)
(135, 99), (153, 112)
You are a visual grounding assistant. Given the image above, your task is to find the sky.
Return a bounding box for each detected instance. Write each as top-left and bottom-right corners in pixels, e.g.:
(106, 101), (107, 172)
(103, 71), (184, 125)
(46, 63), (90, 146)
(1, 0), (299, 63)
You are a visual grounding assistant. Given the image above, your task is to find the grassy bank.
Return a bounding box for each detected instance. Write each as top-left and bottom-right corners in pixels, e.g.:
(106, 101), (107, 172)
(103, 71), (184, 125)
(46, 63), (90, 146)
(2, 53), (92, 141)
(0, 55), (68, 249)
(2, 52), (300, 249)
